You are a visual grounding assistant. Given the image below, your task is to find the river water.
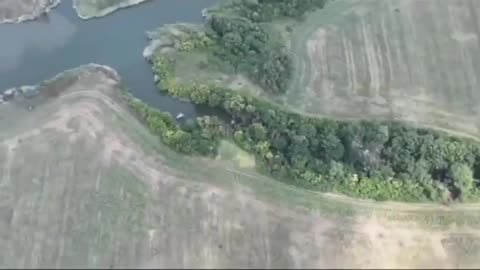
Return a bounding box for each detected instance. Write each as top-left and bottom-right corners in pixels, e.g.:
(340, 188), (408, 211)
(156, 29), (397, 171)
(0, 0), (218, 117)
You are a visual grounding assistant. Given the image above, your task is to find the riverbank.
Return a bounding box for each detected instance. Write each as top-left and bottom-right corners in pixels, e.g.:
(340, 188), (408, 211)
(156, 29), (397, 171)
(72, 0), (150, 19)
(0, 0), (152, 24)
(3, 64), (480, 268)
(143, 0), (480, 203)
(0, 0), (60, 24)
(0, 0), (218, 121)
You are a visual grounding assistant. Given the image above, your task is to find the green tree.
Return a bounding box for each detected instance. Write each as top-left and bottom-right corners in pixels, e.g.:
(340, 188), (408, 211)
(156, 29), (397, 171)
(249, 123), (268, 141)
(449, 164), (475, 199)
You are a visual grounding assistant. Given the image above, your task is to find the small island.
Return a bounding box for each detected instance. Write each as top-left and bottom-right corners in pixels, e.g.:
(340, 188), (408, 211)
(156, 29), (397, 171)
(0, 0), (152, 23)
(0, 0), (60, 24)
(72, 0), (150, 20)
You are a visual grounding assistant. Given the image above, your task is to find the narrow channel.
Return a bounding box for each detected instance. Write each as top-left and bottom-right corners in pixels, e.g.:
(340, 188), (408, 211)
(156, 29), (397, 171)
(0, 0), (218, 117)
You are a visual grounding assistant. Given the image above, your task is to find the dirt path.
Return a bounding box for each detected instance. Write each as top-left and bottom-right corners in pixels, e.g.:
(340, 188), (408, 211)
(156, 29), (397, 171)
(226, 167), (480, 213)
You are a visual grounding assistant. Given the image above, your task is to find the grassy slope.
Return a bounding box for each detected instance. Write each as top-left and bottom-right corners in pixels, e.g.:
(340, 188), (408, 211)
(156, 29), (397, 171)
(0, 65), (351, 268)
(137, 1), (480, 266)
(4, 64), (480, 267)
(144, 0), (480, 202)
(140, 13), (480, 226)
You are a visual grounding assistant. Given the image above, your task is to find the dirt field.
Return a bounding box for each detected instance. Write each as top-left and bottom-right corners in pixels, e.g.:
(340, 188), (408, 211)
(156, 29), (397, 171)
(2, 65), (480, 268)
(72, 0), (150, 19)
(285, 0), (480, 139)
(0, 0), (59, 24)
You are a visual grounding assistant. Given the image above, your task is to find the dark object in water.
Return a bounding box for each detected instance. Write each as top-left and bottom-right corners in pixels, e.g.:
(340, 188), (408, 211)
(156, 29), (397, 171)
(394, 8), (400, 13)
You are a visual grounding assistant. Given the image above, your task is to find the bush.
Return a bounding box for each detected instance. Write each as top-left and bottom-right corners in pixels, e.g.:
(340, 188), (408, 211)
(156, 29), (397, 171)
(150, 53), (480, 202)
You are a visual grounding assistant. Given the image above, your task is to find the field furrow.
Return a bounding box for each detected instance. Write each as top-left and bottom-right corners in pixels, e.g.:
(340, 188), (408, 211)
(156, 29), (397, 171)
(288, 0), (480, 139)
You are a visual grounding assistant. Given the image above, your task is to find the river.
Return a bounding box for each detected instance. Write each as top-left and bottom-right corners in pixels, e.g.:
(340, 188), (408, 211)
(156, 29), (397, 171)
(0, 0), (218, 117)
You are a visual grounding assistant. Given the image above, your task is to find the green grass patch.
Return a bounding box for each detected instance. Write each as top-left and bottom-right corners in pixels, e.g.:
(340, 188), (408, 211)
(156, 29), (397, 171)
(217, 140), (256, 168)
(173, 49), (235, 84)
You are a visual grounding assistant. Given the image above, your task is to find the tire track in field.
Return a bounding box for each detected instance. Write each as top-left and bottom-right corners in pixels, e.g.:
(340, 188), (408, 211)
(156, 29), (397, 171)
(288, 0), (480, 140)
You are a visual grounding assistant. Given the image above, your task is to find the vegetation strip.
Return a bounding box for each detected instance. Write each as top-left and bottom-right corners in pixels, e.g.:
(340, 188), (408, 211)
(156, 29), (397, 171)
(133, 0), (480, 203)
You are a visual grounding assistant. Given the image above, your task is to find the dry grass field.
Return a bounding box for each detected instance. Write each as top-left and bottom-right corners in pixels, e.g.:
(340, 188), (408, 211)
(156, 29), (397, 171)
(1, 64), (480, 268)
(285, 0), (480, 140)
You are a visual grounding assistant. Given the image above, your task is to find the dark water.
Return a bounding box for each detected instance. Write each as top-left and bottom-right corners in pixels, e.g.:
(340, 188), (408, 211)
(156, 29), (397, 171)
(0, 0), (218, 117)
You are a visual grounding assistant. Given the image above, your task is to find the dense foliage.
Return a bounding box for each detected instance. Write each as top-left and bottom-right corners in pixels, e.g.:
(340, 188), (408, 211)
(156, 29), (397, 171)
(142, 0), (480, 202)
(127, 96), (223, 156)
(203, 0), (327, 94)
(150, 53), (480, 202)
(211, 0), (328, 23)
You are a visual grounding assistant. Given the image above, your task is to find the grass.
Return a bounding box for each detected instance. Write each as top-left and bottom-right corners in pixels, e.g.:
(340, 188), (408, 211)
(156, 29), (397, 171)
(216, 140), (255, 168)
(6, 64), (480, 268)
(148, 23), (268, 97)
(141, 2), (480, 227)
(0, 66), (360, 267)
(92, 0), (129, 10)
(281, 0), (480, 140)
(173, 49), (235, 84)
(119, 1), (480, 266)
(285, 0), (357, 102)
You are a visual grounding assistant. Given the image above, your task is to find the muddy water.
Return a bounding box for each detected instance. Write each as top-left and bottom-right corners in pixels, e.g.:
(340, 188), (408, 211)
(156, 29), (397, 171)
(0, 0), (218, 117)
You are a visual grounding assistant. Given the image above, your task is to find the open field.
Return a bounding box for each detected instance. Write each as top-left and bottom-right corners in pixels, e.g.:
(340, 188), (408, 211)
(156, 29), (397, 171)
(285, 0), (480, 139)
(0, 0), (59, 24)
(4, 65), (480, 268)
(72, 0), (150, 19)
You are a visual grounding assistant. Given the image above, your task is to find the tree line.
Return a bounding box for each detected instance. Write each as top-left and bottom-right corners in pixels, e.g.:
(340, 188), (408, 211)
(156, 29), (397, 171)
(136, 0), (480, 202)
(126, 95), (223, 156)
(145, 52), (480, 202)
(203, 0), (327, 94)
